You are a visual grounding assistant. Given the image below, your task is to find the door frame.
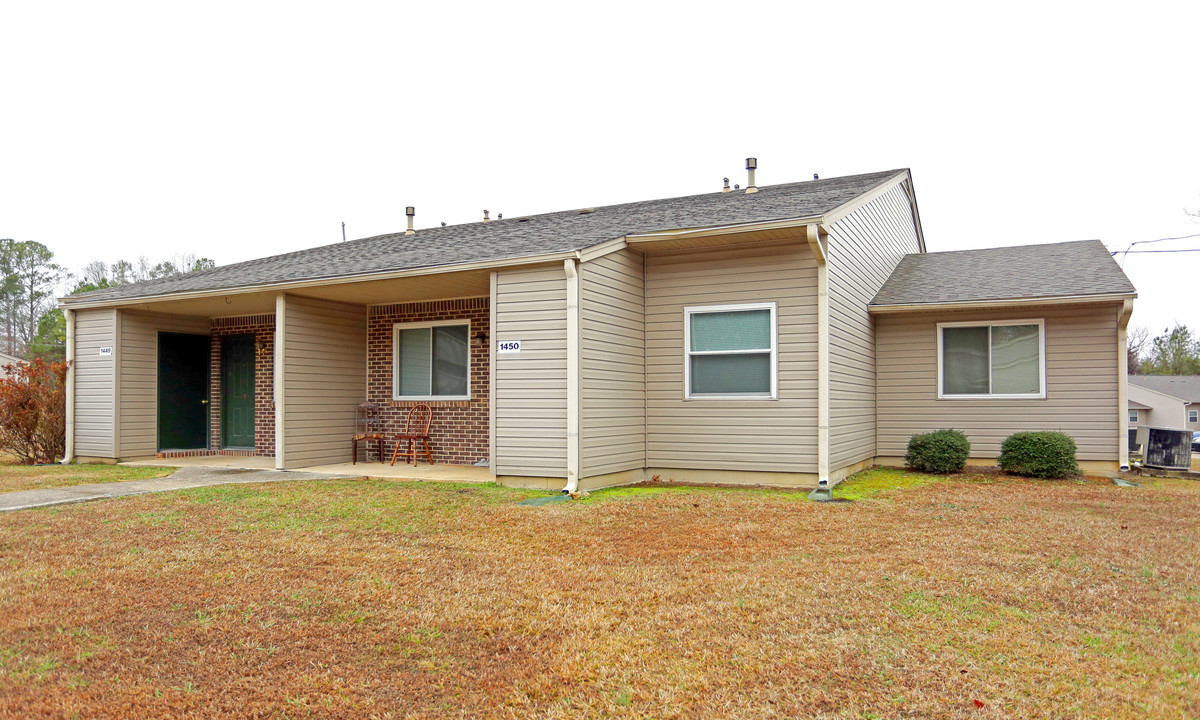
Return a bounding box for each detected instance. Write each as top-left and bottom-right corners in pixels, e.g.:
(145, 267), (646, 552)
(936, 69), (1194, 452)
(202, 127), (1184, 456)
(157, 331), (211, 451)
(220, 333), (257, 450)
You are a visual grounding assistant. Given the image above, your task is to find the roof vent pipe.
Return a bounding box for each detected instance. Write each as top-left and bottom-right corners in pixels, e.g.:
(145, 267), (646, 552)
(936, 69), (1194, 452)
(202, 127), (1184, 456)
(722, 177), (731, 193)
(745, 158), (758, 193)
(405, 206), (415, 236)
(483, 209), (490, 223)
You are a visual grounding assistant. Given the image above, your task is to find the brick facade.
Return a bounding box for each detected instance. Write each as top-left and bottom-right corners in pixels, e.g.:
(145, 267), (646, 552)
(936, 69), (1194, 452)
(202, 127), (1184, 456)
(367, 298), (489, 466)
(210, 315), (275, 457)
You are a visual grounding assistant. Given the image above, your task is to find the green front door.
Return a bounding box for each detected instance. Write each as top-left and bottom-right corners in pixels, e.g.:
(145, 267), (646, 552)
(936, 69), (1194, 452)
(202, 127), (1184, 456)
(158, 332), (210, 450)
(221, 334), (256, 449)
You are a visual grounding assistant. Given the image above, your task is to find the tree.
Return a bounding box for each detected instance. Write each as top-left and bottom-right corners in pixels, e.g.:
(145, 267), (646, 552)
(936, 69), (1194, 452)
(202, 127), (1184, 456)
(1140, 323), (1200, 375)
(0, 240), (63, 357)
(1127, 325), (1150, 374)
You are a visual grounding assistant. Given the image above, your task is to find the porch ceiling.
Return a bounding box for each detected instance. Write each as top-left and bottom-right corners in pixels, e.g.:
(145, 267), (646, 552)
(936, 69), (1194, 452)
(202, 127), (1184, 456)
(97, 268), (493, 317)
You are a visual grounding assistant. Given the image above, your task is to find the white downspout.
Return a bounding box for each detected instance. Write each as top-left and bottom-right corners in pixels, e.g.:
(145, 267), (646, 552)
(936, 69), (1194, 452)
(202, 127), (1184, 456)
(1117, 299), (1134, 471)
(62, 308), (75, 464)
(563, 257), (581, 493)
(806, 224), (830, 488)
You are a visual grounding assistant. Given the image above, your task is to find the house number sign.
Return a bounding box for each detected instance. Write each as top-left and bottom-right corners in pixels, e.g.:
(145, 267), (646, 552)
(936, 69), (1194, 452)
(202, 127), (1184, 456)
(497, 340), (522, 354)
(98, 346), (114, 356)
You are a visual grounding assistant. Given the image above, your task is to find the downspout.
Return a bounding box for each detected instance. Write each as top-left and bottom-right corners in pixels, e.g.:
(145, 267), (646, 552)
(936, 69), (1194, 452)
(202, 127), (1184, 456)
(806, 224), (830, 488)
(62, 308), (75, 464)
(1117, 299), (1134, 471)
(563, 256), (581, 493)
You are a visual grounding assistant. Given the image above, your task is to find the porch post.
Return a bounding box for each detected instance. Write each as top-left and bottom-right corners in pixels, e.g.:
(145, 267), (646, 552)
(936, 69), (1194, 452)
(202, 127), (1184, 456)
(62, 308), (75, 464)
(1117, 299), (1134, 471)
(274, 293), (286, 470)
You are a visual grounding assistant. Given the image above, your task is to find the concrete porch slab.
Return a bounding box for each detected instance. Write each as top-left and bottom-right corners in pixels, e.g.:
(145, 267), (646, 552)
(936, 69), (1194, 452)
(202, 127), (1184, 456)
(123, 455), (493, 484)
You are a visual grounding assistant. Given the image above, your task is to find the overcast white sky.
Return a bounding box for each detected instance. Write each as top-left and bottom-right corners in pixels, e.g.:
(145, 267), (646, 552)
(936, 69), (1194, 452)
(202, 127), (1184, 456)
(2, 2), (1197, 334)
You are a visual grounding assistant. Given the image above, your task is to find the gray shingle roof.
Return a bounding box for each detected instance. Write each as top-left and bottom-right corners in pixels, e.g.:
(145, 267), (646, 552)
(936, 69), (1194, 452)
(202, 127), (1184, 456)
(1128, 375), (1200, 403)
(65, 169), (906, 305)
(870, 240), (1136, 308)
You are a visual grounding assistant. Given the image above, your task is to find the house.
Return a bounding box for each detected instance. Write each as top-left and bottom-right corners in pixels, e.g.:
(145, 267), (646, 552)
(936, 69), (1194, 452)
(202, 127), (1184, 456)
(0, 351), (27, 378)
(1127, 375), (1200, 431)
(59, 166), (1139, 490)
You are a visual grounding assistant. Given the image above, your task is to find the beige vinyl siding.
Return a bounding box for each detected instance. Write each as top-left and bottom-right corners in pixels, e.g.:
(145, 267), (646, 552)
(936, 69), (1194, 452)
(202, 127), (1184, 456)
(494, 264), (567, 477)
(826, 181), (921, 470)
(73, 309), (118, 457)
(876, 303), (1121, 460)
(279, 295), (366, 468)
(117, 311), (211, 458)
(646, 243), (818, 472)
(580, 248), (645, 477)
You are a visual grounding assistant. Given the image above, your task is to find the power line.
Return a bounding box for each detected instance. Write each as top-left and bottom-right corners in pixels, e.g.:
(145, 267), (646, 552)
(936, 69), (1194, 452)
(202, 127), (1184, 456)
(1112, 247), (1200, 254)
(1114, 232), (1200, 264)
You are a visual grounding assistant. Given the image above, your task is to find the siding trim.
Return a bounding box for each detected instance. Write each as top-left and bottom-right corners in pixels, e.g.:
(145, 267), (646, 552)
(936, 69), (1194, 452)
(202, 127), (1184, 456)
(566, 259), (581, 490)
(112, 310), (122, 457)
(489, 270), (498, 478)
(274, 293), (286, 470)
(63, 308), (75, 462)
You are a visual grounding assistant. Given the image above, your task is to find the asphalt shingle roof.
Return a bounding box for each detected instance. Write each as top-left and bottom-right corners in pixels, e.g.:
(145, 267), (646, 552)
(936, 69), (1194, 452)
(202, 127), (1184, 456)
(870, 240), (1136, 307)
(1128, 375), (1200, 403)
(65, 169), (906, 304)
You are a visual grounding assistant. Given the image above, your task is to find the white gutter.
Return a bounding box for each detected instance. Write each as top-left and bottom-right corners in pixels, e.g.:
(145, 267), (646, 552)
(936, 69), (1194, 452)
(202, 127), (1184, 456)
(806, 225), (830, 487)
(868, 292), (1138, 314)
(1117, 299), (1134, 471)
(562, 256), (581, 494)
(59, 250), (583, 311)
(62, 308), (75, 464)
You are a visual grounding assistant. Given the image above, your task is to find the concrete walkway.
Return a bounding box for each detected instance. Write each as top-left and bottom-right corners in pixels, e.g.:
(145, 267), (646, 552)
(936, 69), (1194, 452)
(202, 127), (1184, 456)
(0, 466), (362, 512)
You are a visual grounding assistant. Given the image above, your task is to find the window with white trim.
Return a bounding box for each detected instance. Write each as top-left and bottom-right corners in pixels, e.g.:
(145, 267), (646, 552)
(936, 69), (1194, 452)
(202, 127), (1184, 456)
(392, 321), (470, 401)
(1129, 410), (1138, 424)
(938, 320), (1045, 398)
(684, 302), (777, 399)
(1190, 409), (1198, 424)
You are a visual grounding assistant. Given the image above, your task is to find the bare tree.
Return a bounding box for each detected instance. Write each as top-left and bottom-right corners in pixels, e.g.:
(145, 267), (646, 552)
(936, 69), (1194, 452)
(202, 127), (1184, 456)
(1127, 325), (1150, 374)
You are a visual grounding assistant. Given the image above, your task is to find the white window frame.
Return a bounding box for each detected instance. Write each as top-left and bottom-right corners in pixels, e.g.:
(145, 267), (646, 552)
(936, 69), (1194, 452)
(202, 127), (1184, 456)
(392, 319), (471, 402)
(1129, 410), (1138, 424)
(1190, 409), (1198, 424)
(683, 302), (777, 400)
(936, 319), (1046, 400)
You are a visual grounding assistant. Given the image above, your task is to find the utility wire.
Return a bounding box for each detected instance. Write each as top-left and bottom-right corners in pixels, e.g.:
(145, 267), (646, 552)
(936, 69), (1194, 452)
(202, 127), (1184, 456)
(1113, 232), (1200, 264)
(1113, 248), (1200, 254)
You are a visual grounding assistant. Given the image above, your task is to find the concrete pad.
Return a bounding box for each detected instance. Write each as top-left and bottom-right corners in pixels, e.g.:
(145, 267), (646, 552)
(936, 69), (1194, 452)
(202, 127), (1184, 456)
(124, 456), (276, 470)
(0, 466), (361, 512)
(302, 461), (493, 484)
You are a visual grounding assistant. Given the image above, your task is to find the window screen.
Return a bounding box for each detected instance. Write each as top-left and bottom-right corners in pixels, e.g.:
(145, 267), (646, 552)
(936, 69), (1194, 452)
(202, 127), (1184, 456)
(395, 324), (469, 398)
(686, 305), (775, 397)
(941, 322), (1042, 397)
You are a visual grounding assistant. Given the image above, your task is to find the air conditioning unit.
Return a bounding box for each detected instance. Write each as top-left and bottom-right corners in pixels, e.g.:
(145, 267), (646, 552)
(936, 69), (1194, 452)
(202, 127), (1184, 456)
(1137, 427), (1192, 470)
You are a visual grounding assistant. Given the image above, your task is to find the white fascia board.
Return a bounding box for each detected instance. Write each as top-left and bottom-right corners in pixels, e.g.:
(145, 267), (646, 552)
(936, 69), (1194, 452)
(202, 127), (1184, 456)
(820, 170), (912, 226)
(868, 292), (1138, 314)
(625, 215), (823, 244)
(58, 250), (582, 311)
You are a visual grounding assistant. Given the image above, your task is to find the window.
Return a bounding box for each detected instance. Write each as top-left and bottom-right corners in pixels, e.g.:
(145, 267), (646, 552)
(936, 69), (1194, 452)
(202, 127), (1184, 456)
(684, 302), (776, 399)
(1190, 409), (1198, 424)
(938, 320), (1045, 399)
(392, 321), (470, 400)
(1129, 410), (1138, 424)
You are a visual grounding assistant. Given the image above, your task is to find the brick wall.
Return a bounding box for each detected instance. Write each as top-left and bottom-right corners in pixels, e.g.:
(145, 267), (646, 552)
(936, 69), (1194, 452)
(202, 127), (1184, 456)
(367, 298), (489, 465)
(210, 315), (275, 457)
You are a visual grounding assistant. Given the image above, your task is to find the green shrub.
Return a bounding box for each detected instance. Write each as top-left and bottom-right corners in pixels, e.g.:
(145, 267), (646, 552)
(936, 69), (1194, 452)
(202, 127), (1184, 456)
(998, 431), (1080, 479)
(905, 429), (970, 474)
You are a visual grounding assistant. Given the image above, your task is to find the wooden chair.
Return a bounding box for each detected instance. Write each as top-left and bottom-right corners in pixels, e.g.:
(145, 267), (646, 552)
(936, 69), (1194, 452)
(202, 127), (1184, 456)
(351, 401), (385, 464)
(391, 404), (434, 466)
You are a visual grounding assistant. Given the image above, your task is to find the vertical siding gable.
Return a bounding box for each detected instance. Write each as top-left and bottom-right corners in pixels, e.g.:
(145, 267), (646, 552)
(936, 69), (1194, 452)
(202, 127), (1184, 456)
(825, 182), (922, 470)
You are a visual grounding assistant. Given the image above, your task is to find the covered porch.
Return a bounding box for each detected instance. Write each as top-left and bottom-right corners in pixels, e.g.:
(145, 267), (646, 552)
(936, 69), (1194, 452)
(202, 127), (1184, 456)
(65, 267), (494, 473)
(123, 454), (494, 483)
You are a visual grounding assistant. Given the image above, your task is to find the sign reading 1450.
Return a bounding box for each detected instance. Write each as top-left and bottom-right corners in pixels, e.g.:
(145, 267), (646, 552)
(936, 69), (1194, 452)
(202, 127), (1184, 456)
(497, 340), (522, 354)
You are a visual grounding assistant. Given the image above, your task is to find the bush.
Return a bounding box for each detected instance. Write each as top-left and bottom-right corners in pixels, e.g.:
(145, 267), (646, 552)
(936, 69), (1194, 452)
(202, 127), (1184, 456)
(998, 431), (1080, 479)
(905, 429), (970, 474)
(0, 358), (67, 464)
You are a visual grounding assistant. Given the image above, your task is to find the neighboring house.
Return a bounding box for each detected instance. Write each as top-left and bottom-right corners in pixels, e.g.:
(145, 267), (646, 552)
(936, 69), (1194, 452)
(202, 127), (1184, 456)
(0, 351), (27, 378)
(1127, 375), (1200, 431)
(58, 167), (1139, 489)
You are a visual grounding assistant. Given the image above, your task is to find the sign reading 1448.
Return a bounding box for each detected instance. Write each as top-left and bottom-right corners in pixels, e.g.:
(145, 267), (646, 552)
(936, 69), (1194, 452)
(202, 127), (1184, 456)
(497, 340), (522, 354)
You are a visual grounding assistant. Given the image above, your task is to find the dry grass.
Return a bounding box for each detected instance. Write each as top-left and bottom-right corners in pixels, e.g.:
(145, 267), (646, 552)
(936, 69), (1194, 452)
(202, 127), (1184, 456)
(1, 469), (1197, 719)
(0, 463), (174, 495)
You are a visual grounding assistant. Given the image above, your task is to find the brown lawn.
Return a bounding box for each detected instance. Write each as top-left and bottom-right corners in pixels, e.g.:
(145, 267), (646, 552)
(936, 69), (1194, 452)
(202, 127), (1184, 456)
(0, 469), (1197, 719)
(0, 463), (174, 495)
